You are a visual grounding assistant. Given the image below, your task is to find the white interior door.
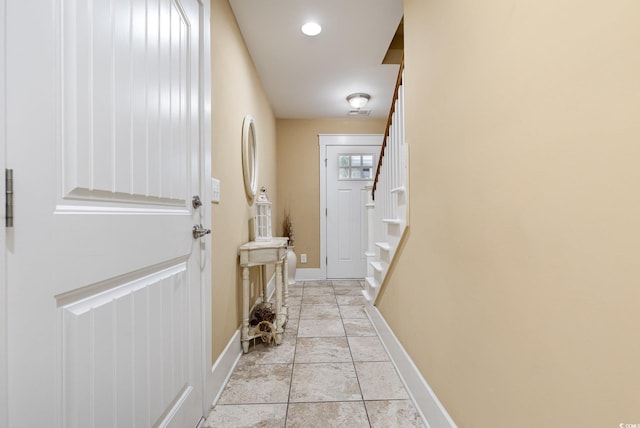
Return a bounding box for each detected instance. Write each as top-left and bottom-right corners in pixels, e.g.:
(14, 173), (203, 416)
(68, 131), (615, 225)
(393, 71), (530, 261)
(5, 1), (209, 427)
(326, 145), (379, 279)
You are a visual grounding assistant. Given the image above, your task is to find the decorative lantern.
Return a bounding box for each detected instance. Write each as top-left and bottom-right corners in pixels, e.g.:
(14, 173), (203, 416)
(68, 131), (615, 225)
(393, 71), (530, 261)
(254, 186), (272, 241)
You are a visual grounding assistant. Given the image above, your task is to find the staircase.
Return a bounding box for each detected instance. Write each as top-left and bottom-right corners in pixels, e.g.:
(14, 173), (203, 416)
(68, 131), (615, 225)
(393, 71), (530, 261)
(363, 59), (408, 304)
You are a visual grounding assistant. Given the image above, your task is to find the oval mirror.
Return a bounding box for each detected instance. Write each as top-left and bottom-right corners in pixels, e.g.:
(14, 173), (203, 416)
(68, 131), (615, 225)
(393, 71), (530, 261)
(242, 115), (258, 204)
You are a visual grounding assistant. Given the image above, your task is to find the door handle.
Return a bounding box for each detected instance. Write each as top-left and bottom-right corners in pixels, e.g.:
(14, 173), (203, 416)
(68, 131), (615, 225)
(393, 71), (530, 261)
(193, 224), (211, 239)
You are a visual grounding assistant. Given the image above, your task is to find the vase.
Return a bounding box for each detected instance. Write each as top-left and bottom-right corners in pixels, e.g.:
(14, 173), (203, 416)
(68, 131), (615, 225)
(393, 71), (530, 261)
(286, 246), (297, 286)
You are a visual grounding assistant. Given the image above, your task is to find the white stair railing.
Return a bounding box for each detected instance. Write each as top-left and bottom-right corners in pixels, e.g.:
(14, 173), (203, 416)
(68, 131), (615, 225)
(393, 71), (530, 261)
(364, 59), (408, 304)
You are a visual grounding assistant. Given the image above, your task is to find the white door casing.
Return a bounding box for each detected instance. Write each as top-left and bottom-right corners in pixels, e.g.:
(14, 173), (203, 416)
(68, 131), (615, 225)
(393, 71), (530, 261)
(319, 135), (382, 280)
(0, 1), (8, 424)
(4, 0), (211, 427)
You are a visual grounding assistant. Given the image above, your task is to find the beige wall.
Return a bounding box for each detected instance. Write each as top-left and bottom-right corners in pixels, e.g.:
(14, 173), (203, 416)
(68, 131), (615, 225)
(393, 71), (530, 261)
(210, 0), (277, 361)
(377, 0), (640, 426)
(276, 119), (386, 268)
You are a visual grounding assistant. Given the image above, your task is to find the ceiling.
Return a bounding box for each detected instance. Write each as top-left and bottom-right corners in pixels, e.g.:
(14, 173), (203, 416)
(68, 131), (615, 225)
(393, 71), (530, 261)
(228, 0), (404, 119)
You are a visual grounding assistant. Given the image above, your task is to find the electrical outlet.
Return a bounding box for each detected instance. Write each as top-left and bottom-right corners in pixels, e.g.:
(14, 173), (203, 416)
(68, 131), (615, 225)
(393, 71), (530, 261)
(300, 254), (307, 263)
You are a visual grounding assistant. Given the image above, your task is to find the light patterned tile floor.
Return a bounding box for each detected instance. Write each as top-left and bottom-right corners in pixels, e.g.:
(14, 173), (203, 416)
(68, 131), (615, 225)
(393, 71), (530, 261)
(204, 280), (425, 428)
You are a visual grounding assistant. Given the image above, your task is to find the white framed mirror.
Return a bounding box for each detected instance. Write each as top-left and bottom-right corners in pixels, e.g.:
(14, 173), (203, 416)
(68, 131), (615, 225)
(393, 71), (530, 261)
(242, 115), (258, 204)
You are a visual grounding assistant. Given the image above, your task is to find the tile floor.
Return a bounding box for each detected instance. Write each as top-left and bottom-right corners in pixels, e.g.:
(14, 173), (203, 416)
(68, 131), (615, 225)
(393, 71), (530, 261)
(203, 280), (425, 428)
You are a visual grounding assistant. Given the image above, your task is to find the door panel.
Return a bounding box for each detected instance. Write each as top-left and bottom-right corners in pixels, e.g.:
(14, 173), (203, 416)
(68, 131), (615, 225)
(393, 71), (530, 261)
(5, 1), (206, 426)
(61, 262), (193, 428)
(62, 0), (192, 206)
(337, 189), (354, 262)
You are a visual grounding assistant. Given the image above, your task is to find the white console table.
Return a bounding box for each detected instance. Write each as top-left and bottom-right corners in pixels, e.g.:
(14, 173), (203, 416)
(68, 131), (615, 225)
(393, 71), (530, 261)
(238, 237), (289, 353)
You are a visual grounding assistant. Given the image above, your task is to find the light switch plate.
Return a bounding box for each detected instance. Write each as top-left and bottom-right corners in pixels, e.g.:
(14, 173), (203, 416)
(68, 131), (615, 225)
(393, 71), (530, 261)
(211, 178), (221, 203)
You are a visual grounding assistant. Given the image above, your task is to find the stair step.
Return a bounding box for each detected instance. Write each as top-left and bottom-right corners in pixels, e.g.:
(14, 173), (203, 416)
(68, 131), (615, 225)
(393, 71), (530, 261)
(375, 242), (391, 251)
(363, 277), (379, 304)
(370, 261), (383, 273)
(376, 242), (391, 251)
(382, 218), (401, 225)
(365, 276), (378, 289)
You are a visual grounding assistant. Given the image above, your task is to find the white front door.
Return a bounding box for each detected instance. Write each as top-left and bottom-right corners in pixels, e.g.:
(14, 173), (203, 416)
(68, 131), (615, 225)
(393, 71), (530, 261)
(326, 145), (380, 279)
(4, 1), (209, 427)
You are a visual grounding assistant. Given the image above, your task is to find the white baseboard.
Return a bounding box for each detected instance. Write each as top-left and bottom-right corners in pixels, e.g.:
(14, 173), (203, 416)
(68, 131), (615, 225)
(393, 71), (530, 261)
(295, 268), (323, 281)
(209, 328), (242, 408)
(365, 306), (457, 428)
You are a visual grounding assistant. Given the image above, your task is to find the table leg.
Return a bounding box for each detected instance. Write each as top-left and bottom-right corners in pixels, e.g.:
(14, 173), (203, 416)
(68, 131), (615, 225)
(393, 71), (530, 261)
(283, 251), (289, 323)
(241, 266), (250, 353)
(275, 261), (283, 345)
(260, 265), (268, 303)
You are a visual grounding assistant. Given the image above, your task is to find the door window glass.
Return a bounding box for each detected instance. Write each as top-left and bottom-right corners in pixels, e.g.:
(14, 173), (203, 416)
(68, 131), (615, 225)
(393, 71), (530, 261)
(337, 154), (375, 181)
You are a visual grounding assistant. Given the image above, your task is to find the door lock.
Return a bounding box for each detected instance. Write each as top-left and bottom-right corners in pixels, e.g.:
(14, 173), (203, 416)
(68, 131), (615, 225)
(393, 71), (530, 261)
(193, 224), (211, 239)
(192, 195), (203, 209)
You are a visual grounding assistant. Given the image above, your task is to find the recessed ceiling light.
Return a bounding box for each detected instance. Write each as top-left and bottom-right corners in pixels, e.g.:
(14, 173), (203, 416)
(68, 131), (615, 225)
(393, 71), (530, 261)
(301, 22), (322, 36)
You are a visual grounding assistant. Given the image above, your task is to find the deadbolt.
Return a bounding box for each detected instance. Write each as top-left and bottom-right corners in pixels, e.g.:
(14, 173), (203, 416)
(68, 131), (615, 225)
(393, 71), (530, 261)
(192, 195), (203, 209)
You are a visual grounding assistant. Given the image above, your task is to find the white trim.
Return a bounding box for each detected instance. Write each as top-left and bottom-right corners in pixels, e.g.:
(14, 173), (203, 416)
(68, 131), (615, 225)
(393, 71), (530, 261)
(318, 134), (383, 280)
(365, 306), (457, 428)
(208, 329), (242, 408)
(294, 268), (323, 281)
(159, 385), (196, 428)
(199, 0), (214, 417)
(0, 0), (7, 423)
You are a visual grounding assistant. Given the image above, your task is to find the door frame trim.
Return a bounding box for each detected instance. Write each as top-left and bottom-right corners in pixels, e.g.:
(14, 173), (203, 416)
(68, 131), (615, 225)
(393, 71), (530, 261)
(318, 134), (383, 280)
(1, 0), (8, 423)
(197, 0), (214, 416)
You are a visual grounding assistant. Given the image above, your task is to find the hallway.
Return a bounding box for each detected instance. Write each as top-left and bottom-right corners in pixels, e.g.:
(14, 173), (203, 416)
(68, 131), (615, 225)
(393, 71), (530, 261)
(204, 280), (424, 427)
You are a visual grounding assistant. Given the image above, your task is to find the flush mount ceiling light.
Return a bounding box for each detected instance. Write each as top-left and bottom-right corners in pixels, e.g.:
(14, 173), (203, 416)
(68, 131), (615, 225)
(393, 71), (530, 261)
(301, 22), (322, 36)
(346, 93), (371, 109)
